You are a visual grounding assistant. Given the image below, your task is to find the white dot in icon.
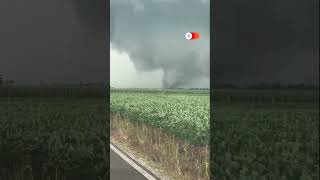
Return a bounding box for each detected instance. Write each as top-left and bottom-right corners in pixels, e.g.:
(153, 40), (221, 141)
(185, 32), (192, 40)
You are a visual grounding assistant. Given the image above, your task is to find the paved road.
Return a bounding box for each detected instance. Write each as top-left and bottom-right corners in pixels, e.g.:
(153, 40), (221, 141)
(110, 146), (148, 180)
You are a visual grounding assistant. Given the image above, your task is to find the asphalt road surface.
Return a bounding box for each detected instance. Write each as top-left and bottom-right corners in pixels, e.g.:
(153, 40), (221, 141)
(110, 146), (149, 180)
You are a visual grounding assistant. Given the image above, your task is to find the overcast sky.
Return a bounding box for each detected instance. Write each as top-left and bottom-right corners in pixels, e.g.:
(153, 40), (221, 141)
(1, 0), (317, 87)
(111, 0), (318, 88)
(111, 45), (163, 88)
(0, 0), (107, 85)
(110, 0), (210, 88)
(212, 0), (319, 86)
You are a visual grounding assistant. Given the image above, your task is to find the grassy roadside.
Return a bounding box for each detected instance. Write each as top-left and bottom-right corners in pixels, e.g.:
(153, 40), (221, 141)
(111, 114), (209, 180)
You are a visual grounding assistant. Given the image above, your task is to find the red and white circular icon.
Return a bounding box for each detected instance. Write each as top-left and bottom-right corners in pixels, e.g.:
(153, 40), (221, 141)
(185, 32), (193, 40)
(185, 32), (200, 40)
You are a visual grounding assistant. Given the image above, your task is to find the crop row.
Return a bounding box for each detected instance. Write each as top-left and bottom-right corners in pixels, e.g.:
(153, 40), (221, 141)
(111, 92), (210, 145)
(0, 98), (108, 180)
(211, 103), (319, 180)
(111, 89), (318, 179)
(0, 86), (106, 97)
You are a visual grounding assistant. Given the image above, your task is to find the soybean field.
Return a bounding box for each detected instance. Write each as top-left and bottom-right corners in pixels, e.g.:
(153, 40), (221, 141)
(111, 90), (210, 145)
(0, 97), (108, 180)
(111, 89), (319, 180)
(211, 89), (319, 180)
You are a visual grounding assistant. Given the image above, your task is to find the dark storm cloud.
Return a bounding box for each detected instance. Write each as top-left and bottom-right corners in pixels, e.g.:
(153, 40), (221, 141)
(73, 0), (108, 36)
(213, 0), (319, 86)
(111, 0), (318, 88)
(110, 0), (210, 88)
(0, 0), (107, 84)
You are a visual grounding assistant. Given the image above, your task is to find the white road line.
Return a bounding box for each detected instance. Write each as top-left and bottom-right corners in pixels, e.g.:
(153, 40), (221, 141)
(110, 144), (158, 180)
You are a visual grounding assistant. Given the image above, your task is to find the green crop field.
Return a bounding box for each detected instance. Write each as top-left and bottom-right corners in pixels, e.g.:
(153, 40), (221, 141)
(111, 89), (210, 180)
(0, 97), (108, 180)
(111, 89), (319, 179)
(212, 102), (319, 180)
(111, 90), (210, 145)
(211, 89), (319, 180)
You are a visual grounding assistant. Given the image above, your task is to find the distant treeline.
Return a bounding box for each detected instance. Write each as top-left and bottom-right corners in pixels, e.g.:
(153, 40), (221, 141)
(111, 88), (318, 103)
(213, 89), (319, 103)
(1, 83), (319, 102)
(213, 83), (319, 89)
(0, 85), (106, 97)
(111, 88), (209, 94)
(111, 83), (319, 90)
